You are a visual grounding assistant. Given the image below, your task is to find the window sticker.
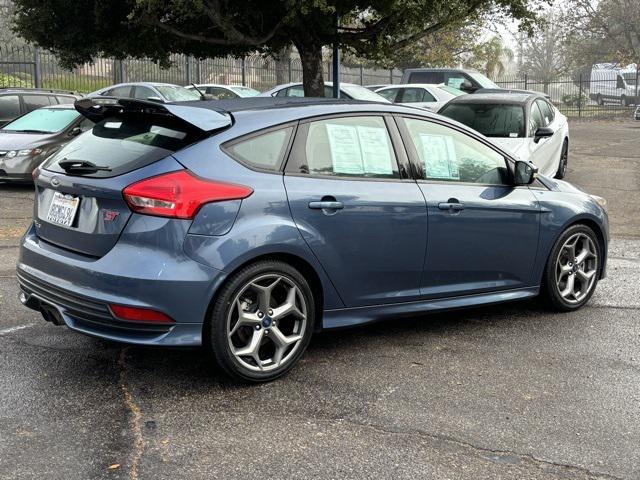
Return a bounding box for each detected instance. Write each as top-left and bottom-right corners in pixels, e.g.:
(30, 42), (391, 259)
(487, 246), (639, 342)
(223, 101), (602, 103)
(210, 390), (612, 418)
(509, 132), (519, 138)
(326, 124), (364, 174)
(356, 126), (393, 175)
(419, 133), (459, 179)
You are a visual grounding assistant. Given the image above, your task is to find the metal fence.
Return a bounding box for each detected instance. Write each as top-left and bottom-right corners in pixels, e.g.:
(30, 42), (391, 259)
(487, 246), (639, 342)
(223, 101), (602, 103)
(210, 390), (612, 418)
(491, 72), (640, 119)
(0, 45), (402, 94)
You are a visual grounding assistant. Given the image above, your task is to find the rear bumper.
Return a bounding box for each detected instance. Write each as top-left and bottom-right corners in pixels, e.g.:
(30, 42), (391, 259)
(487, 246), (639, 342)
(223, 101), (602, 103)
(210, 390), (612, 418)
(17, 223), (225, 346)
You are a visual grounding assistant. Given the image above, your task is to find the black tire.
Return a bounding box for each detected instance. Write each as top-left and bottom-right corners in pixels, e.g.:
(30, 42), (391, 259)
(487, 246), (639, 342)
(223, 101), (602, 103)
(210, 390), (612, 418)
(554, 140), (568, 179)
(207, 260), (315, 382)
(542, 224), (601, 311)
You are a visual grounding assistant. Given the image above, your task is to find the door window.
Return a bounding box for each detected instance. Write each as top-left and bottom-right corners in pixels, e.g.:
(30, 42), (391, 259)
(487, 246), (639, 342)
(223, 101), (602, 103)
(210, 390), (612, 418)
(23, 95), (52, 110)
(399, 88), (432, 103)
(536, 99), (554, 126)
(55, 95), (75, 105)
(0, 95), (20, 120)
(401, 117), (509, 184)
(284, 85), (305, 97)
(300, 116), (399, 178)
(224, 127), (293, 171)
(107, 85), (133, 98)
(133, 86), (157, 100)
(444, 73), (467, 89)
(529, 102), (545, 135)
(206, 87), (237, 99)
(377, 88), (400, 102)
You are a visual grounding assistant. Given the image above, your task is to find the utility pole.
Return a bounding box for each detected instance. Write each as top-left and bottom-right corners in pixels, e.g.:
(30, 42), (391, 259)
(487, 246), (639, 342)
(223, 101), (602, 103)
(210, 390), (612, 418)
(332, 11), (340, 98)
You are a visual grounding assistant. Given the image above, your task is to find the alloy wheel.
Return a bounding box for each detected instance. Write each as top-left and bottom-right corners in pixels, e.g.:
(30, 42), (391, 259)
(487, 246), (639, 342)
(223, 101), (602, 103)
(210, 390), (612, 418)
(226, 273), (308, 372)
(555, 233), (598, 304)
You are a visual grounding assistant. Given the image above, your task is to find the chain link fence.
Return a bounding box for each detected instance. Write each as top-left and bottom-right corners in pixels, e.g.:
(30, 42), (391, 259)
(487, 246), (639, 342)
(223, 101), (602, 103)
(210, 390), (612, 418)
(0, 45), (402, 94)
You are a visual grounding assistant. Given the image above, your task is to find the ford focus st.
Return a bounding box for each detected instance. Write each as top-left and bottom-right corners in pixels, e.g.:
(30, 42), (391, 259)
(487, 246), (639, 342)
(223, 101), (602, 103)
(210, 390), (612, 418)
(17, 97), (609, 382)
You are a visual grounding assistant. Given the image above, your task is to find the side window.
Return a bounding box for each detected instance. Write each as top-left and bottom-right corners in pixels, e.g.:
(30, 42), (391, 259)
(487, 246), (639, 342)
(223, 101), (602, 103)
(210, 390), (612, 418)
(377, 88), (400, 102)
(616, 75), (625, 89)
(108, 86), (133, 98)
(0, 95), (20, 121)
(56, 95), (75, 105)
(78, 117), (95, 132)
(529, 102), (545, 134)
(23, 95), (52, 111)
(399, 88), (425, 103)
(421, 89), (437, 102)
(207, 87), (237, 100)
(300, 116), (399, 179)
(444, 73), (467, 89)
(285, 86), (305, 97)
(536, 99), (554, 126)
(133, 86), (157, 100)
(224, 127), (293, 171)
(409, 72), (444, 83)
(401, 117), (509, 185)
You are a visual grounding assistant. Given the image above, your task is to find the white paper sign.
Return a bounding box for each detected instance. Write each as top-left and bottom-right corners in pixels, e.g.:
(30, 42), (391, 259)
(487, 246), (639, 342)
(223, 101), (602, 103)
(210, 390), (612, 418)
(419, 133), (459, 179)
(356, 126), (393, 175)
(326, 124), (364, 174)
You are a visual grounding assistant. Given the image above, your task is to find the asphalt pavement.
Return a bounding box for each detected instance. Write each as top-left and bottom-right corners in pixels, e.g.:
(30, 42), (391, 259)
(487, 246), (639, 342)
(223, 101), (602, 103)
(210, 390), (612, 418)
(0, 120), (639, 479)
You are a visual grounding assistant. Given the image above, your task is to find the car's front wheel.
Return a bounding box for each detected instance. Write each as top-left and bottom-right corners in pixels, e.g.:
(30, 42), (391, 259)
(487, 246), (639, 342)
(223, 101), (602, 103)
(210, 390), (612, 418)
(543, 224), (601, 311)
(208, 260), (315, 382)
(554, 140), (568, 179)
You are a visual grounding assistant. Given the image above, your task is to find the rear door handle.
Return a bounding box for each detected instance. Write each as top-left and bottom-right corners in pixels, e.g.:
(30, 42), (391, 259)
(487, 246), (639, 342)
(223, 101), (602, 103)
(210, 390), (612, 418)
(309, 201), (344, 210)
(438, 201), (465, 211)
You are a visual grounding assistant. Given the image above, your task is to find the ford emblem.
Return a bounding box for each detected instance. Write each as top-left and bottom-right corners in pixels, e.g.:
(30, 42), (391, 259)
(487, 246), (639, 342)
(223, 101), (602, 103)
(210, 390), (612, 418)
(51, 177), (60, 187)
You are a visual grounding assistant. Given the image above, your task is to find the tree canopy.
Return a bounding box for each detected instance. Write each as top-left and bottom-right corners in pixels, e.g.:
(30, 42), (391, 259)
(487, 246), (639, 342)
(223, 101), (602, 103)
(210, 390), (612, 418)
(12, 0), (545, 95)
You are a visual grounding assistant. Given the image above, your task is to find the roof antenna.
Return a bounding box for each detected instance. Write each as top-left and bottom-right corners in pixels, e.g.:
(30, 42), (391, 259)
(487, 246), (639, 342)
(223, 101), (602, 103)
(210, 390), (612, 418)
(191, 83), (206, 100)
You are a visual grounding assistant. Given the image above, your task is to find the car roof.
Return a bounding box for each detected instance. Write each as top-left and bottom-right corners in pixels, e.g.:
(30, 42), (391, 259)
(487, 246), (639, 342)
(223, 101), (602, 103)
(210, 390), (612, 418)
(404, 68), (480, 73)
(377, 83), (443, 89)
(445, 92), (543, 105)
(0, 88), (78, 96)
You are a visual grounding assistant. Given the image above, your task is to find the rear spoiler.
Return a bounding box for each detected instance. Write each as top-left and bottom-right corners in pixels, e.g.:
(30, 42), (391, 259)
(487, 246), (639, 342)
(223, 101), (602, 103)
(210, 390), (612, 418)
(74, 97), (232, 132)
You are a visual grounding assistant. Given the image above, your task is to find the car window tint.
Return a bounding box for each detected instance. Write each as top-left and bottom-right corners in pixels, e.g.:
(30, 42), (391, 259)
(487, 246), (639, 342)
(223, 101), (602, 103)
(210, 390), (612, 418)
(108, 86), (133, 97)
(408, 72), (444, 83)
(225, 127), (293, 171)
(207, 87), (237, 100)
(377, 88), (400, 102)
(0, 95), (20, 120)
(285, 86), (305, 97)
(303, 116), (399, 179)
(530, 102), (545, 134)
(421, 90), (437, 102)
(536, 99), (554, 125)
(23, 95), (52, 110)
(400, 88), (425, 103)
(402, 117), (509, 184)
(133, 86), (157, 100)
(55, 95), (75, 105)
(439, 103), (525, 138)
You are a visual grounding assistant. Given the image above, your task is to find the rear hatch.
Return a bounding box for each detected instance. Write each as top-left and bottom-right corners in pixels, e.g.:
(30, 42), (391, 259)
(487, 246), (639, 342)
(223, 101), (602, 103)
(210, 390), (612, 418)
(34, 98), (231, 257)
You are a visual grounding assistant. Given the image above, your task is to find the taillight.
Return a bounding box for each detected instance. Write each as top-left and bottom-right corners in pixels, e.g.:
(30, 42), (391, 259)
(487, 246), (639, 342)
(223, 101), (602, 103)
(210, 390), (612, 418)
(110, 304), (175, 324)
(122, 170), (253, 219)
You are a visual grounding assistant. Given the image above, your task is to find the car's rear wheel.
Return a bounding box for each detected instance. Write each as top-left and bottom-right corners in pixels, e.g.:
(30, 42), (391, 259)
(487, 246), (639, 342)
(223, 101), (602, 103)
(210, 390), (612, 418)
(554, 140), (568, 179)
(543, 225), (601, 311)
(208, 260), (315, 382)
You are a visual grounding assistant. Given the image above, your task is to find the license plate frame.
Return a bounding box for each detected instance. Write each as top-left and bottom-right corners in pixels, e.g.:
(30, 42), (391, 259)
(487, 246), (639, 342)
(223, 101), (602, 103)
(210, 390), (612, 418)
(46, 191), (80, 227)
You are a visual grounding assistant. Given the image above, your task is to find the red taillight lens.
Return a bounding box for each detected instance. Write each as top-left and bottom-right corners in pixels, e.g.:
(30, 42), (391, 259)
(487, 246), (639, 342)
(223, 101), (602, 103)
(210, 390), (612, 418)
(122, 170), (253, 219)
(110, 304), (175, 324)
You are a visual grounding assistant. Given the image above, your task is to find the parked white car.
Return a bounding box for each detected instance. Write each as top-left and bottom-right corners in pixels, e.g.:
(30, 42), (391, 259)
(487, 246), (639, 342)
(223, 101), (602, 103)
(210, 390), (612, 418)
(374, 83), (466, 112)
(439, 92), (569, 178)
(590, 64), (638, 106)
(258, 82), (390, 102)
(185, 84), (260, 99)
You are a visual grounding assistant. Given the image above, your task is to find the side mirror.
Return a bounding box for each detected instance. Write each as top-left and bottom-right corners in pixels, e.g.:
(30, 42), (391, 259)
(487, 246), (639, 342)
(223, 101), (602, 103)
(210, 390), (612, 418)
(534, 126), (554, 143)
(68, 127), (82, 137)
(146, 96), (163, 103)
(514, 160), (538, 185)
(459, 80), (477, 93)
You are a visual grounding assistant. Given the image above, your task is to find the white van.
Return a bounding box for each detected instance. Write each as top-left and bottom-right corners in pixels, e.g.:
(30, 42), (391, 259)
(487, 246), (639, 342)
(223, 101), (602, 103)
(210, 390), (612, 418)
(590, 64), (638, 106)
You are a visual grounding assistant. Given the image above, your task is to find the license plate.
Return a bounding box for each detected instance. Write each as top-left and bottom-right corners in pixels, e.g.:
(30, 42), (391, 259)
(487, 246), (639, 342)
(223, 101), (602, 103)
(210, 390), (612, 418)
(46, 191), (80, 227)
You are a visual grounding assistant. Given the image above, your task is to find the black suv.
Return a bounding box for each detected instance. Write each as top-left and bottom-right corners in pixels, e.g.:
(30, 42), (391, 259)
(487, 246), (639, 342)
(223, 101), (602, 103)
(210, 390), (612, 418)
(0, 88), (82, 127)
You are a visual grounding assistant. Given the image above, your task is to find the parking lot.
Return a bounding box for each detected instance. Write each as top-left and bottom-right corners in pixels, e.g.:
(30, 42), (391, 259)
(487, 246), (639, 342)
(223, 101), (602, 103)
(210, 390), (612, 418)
(1, 120), (639, 479)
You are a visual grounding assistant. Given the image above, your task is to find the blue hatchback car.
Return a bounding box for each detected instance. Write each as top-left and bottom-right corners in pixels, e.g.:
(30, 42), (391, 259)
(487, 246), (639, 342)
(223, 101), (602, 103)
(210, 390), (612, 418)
(17, 97), (608, 381)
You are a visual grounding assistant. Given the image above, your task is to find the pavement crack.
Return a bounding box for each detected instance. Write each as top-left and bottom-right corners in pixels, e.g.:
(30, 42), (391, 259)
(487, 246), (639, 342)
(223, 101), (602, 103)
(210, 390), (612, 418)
(118, 347), (145, 480)
(331, 417), (625, 480)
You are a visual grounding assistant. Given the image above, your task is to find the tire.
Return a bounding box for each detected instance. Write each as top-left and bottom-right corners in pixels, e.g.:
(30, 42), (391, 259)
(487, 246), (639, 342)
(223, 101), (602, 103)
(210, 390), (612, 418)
(207, 260), (315, 382)
(542, 224), (601, 311)
(554, 140), (568, 179)
(596, 94), (603, 106)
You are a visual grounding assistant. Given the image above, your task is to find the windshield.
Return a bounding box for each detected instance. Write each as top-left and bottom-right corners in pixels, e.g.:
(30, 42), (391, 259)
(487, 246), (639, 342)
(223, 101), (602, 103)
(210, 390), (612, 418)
(438, 85), (467, 97)
(229, 86), (260, 97)
(340, 84), (390, 102)
(440, 103), (526, 138)
(468, 72), (499, 89)
(155, 85), (201, 102)
(622, 73), (637, 86)
(2, 108), (80, 133)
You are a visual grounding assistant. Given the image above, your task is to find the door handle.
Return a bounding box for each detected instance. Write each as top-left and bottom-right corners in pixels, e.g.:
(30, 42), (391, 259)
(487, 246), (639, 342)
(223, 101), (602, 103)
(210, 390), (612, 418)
(308, 201), (344, 210)
(438, 200), (465, 211)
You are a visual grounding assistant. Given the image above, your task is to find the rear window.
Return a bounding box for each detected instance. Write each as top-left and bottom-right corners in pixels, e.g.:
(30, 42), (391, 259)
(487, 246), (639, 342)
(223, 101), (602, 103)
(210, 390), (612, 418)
(44, 115), (205, 178)
(439, 103), (526, 138)
(408, 72), (445, 84)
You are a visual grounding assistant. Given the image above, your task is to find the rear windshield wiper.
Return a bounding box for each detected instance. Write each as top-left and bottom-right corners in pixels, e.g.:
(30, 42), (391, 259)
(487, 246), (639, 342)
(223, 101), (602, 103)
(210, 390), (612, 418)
(58, 159), (112, 174)
(3, 129), (52, 134)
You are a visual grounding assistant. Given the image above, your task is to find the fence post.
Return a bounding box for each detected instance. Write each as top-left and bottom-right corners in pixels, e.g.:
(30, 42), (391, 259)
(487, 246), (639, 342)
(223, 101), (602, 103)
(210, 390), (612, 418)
(196, 59), (202, 84)
(288, 58), (292, 83)
(389, 69), (393, 84)
(635, 67), (639, 107)
(359, 66), (364, 85)
(524, 73), (528, 90)
(185, 56), (191, 85)
(33, 47), (42, 88)
(241, 57), (246, 86)
(578, 73), (583, 118)
(119, 60), (125, 83)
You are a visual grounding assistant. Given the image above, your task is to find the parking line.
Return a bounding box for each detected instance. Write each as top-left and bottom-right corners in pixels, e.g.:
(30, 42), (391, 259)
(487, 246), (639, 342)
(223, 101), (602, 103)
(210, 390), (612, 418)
(0, 324), (36, 336)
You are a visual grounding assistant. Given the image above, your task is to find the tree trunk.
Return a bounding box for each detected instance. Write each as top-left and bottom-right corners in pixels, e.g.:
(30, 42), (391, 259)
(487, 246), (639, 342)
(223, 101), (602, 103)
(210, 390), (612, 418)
(296, 41), (325, 97)
(274, 45), (293, 85)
